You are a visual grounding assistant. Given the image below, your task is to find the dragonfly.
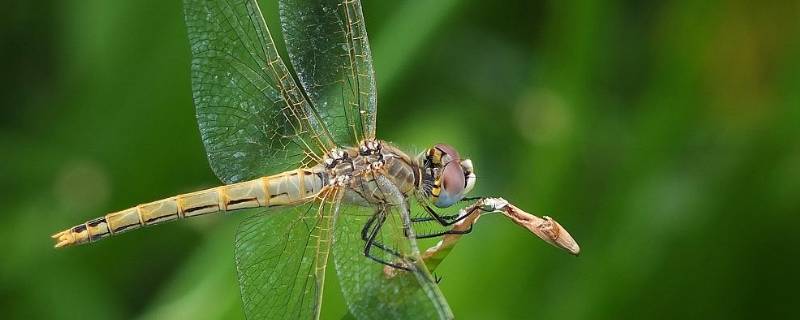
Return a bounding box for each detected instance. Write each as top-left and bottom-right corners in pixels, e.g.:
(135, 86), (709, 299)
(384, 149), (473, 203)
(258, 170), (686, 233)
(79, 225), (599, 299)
(51, 0), (578, 319)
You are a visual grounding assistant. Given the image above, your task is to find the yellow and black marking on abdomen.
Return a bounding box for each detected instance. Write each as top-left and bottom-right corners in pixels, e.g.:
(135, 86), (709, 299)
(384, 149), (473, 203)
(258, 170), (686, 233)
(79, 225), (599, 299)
(52, 168), (325, 248)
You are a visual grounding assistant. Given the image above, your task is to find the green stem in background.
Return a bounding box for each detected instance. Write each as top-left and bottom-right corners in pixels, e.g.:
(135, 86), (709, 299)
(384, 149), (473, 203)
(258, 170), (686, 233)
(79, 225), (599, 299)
(137, 220), (241, 320)
(372, 0), (462, 93)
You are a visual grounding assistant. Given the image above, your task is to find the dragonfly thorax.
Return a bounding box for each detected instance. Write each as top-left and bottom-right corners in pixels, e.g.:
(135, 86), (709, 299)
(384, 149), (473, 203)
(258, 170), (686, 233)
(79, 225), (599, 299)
(322, 140), (420, 206)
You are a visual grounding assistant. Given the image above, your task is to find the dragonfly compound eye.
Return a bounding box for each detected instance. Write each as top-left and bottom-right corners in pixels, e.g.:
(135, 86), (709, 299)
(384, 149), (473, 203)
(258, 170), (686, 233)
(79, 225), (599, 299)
(434, 161), (466, 208)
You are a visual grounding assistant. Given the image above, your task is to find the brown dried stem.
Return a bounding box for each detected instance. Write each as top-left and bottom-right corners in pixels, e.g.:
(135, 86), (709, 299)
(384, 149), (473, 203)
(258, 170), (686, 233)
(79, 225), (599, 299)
(384, 197), (580, 278)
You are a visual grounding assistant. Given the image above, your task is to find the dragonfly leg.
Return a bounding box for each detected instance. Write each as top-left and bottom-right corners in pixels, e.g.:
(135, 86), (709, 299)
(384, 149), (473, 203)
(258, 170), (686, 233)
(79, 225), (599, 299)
(412, 203), (484, 226)
(361, 210), (412, 271)
(361, 210), (404, 257)
(433, 272), (443, 284)
(415, 224), (473, 239)
(408, 200), (489, 238)
(360, 209), (379, 241)
(410, 213), (460, 223)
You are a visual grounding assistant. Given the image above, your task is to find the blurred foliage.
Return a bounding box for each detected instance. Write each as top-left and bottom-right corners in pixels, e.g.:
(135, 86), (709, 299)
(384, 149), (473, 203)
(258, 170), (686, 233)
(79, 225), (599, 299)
(2, 0), (799, 319)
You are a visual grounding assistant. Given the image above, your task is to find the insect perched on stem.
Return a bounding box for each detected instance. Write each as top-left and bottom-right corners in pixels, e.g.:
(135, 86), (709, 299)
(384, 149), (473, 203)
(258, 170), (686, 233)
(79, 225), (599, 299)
(52, 1), (580, 319)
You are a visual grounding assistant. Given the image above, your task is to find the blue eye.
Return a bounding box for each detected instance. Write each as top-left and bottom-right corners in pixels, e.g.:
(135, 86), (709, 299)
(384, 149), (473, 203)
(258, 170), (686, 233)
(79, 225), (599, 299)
(434, 162), (465, 208)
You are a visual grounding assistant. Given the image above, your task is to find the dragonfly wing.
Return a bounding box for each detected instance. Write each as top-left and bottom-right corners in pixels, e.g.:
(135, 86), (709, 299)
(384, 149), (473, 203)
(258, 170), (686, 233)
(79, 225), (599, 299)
(235, 190), (340, 320)
(333, 179), (453, 319)
(184, 0), (335, 183)
(279, 0), (377, 145)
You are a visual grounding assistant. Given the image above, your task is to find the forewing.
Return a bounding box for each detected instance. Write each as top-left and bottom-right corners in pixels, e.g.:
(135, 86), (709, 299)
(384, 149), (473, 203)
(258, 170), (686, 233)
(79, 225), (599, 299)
(235, 193), (338, 319)
(279, 0), (377, 145)
(184, 0), (335, 183)
(333, 203), (453, 319)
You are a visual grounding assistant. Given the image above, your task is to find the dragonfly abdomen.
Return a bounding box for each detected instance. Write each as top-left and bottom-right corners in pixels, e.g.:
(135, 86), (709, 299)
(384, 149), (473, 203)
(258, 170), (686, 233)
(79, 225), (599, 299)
(52, 168), (325, 248)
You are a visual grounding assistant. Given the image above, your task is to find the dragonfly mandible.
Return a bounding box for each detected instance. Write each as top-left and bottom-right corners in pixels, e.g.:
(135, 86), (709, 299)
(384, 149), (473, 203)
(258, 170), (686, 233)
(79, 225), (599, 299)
(52, 0), (578, 319)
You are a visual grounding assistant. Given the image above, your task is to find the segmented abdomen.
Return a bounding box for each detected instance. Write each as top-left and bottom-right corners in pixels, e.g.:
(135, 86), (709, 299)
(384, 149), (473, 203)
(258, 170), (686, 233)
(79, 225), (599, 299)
(52, 168), (325, 248)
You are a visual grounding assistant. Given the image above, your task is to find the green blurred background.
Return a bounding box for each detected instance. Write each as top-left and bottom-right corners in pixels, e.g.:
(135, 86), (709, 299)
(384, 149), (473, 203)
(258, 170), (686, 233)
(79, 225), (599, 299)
(2, 0), (799, 319)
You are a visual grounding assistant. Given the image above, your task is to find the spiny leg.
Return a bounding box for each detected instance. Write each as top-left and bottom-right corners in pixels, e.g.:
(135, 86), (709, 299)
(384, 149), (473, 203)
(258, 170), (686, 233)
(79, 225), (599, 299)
(361, 210), (411, 271)
(433, 272), (443, 284)
(410, 212), (460, 223)
(412, 196), (487, 226)
(360, 209), (379, 240)
(361, 210), (404, 257)
(418, 205), (463, 226)
(415, 224), (473, 239)
(410, 202), (486, 238)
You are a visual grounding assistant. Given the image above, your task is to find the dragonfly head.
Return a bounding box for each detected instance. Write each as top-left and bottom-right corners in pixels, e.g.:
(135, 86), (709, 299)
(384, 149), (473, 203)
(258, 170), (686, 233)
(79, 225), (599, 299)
(419, 144), (476, 208)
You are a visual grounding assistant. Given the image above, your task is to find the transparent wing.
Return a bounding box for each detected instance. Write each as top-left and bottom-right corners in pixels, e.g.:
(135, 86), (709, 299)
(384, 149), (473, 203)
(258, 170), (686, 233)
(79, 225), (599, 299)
(184, 0), (336, 183)
(235, 191), (339, 319)
(333, 180), (453, 319)
(279, 0), (377, 144)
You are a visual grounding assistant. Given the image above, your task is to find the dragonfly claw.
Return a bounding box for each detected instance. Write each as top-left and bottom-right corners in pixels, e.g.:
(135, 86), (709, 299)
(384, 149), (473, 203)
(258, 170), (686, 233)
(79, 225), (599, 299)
(479, 197), (509, 212)
(433, 272), (443, 284)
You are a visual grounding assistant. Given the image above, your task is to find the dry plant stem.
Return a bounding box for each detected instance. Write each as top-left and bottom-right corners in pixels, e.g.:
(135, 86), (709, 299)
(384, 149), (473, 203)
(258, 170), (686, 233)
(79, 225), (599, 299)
(417, 202), (485, 273)
(500, 202), (581, 256)
(426, 197), (580, 267)
(384, 197), (580, 278)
